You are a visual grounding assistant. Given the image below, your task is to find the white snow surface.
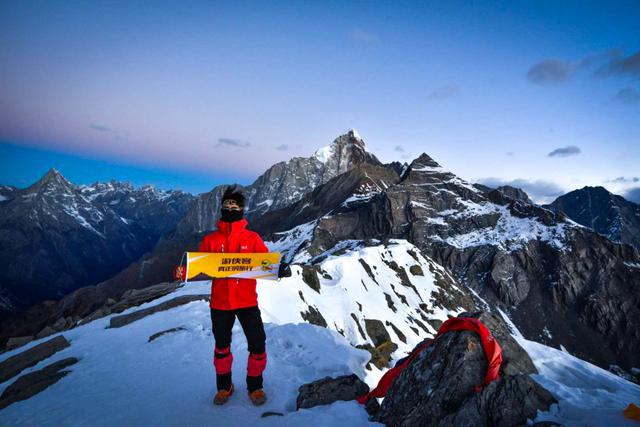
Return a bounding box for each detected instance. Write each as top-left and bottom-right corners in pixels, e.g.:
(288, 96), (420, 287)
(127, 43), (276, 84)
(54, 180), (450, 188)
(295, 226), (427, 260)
(0, 195), (8, 201)
(0, 282), (376, 426)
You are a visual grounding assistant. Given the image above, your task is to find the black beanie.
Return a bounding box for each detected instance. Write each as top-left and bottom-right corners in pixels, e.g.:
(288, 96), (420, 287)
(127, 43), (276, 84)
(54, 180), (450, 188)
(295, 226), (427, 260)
(221, 185), (245, 207)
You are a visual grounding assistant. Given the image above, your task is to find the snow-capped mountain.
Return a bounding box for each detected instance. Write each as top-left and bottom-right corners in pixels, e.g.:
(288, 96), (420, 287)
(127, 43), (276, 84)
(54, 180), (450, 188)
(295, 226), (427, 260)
(0, 170), (193, 319)
(80, 180), (193, 244)
(177, 129), (382, 235)
(255, 152), (640, 373)
(546, 186), (640, 250)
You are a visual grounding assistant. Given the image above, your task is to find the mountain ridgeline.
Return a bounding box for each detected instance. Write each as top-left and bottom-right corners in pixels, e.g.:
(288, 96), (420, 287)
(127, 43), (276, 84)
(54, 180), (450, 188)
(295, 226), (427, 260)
(1, 130), (639, 377)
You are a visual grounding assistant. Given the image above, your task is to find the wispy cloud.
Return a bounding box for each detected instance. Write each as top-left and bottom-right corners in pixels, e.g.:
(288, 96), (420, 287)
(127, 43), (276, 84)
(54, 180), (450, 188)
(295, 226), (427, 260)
(527, 50), (640, 104)
(611, 86), (640, 104)
(506, 152), (515, 156)
(477, 177), (565, 203)
(90, 123), (127, 139)
(428, 84), (460, 100)
(275, 144), (290, 151)
(90, 124), (114, 133)
(607, 176), (640, 184)
(351, 29), (377, 45)
(547, 145), (581, 158)
(394, 145), (405, 152)
(595, 50), (640, 79)
(526, 59), (578, 85)
(215, 138), (251, 148)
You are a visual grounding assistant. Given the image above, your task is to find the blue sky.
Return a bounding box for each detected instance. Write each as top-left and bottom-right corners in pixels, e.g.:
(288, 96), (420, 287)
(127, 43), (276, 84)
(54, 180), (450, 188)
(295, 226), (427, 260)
(0, 1), (638, 202)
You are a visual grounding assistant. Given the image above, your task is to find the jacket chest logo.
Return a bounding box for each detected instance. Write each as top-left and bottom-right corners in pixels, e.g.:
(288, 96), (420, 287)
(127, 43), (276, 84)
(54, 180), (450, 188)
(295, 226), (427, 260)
(240, 245), (249, 250)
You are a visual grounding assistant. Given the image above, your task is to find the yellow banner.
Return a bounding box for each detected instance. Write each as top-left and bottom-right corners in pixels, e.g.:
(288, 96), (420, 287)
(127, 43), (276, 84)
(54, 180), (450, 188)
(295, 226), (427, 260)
(185, 252), (281, 281)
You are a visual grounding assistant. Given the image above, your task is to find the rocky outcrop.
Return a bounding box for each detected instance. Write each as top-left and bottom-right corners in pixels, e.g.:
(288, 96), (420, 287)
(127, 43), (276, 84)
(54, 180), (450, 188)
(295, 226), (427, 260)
(374, 312), (556, 426)
(109, 294), (209, 328)
(148, 327), (187, 343)
(5, 336), (34, 351)
(0, 335), (70, 383)
(296, 374), (370, 410)
(0, 357), (78, 409)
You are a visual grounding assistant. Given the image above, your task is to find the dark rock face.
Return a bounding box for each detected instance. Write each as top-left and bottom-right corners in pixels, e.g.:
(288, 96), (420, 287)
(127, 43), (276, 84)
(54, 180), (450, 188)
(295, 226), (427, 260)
(374, 312), (555, 427)
(0, 169), (193, 319)
(0, 335), (71, 383)
(296, 374), (369, 410)
(148, 327), (187, 343)
(5, 336), (34, 351)
(109, 294), (209, 328)
(546, 186), (640, 250)
(0, 357), (78, 409)
(492, 185), (534, 205)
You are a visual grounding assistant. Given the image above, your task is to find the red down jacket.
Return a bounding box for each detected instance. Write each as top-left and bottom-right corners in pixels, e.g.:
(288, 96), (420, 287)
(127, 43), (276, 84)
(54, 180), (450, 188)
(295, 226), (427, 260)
(198, 218), (269, 310)
(357, 317), (503, 403)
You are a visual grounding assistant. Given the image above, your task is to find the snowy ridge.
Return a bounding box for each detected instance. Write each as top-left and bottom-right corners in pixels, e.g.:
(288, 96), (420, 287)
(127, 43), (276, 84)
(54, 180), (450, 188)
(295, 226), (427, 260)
(262, 240), (469, 358)
(436, 203), (569, 251)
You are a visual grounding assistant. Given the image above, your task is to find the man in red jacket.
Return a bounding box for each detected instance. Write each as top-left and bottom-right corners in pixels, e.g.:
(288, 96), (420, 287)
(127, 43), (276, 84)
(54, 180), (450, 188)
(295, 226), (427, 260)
(174, 186), (290, 406)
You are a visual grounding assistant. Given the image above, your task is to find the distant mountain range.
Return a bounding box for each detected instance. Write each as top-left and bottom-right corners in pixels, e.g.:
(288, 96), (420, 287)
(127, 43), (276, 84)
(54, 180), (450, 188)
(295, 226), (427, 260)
(1, 130), (639, 376)
(0, 170), (193, 318)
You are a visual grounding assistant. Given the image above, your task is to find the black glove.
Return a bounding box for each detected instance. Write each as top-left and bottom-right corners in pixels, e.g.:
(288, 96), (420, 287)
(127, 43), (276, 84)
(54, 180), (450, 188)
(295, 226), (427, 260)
(278, 262), (292, 278)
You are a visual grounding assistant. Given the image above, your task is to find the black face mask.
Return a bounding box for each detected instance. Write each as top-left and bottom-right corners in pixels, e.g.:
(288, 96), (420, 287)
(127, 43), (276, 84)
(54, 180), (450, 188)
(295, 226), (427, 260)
(220, 209), (243, 223)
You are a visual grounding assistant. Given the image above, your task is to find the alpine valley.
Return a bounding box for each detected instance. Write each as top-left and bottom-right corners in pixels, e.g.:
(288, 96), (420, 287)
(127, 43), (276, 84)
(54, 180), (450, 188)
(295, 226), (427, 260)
(0, 130), (639, 426)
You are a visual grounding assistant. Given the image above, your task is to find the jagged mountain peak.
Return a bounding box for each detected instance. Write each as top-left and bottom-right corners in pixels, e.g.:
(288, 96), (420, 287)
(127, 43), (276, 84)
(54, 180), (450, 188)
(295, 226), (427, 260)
(408, 153), (442, 170)
(547, 184), (640, 249)
(25, 168), (76, 195)
(313, 129), (379, 166)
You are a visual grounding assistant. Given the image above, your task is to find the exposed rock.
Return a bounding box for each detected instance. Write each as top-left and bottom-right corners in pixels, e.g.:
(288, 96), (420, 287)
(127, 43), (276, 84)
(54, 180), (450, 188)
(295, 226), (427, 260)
(489, 185), (534, 205)
(0, 335), (71, 383)
(409, 265), (424, 276)
(5, 336), (33, 351)
(300, 266), (321, 293)
(436, 374), (557, 427)
(35, 326), (56, 340)
(300, 305), (327, 328)
(374, 312), (553, 426)
(364, 319), (391, 347)
(296, 374), (369, 410)
(148, 327), (187, 343)
(357, 341), (398, 370)
(110, 282), (180, 313)
(458, 311), (537, 376)
(609, 364), (639, 384)
(0, 357), (78, 409)
(109, 295), (209, 328)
